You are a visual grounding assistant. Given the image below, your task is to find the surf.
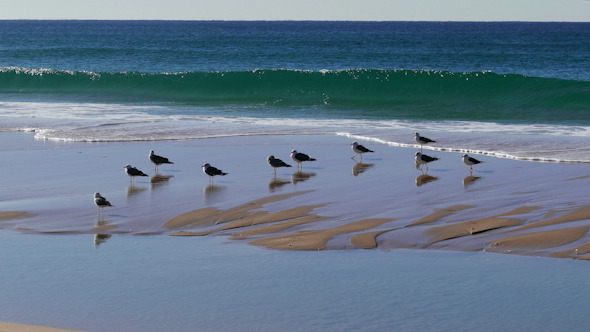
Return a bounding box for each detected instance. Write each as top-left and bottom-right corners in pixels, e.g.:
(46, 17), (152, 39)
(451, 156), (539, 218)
(1, 67), (588, 125)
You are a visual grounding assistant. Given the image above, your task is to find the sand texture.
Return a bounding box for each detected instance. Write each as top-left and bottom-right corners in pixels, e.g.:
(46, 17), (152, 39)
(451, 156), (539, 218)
(2, 132), (590, 259)
(0, 322), (80, 332)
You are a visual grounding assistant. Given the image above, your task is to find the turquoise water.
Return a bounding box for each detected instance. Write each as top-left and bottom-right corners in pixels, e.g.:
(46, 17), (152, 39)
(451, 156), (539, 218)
(0, 21), (589, 161)
(1, 231), (589, 332)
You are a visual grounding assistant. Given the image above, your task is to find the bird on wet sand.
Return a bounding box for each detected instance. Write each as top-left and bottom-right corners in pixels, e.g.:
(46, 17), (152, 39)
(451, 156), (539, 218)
(350, 141), (374, 161)
(415, 133), (436, 151)
(415, 151), (439, 170)
(149, 150), (174, 172)
(267, 155), (292, 174)
(462, 154), (483, 171)
(94, 192), (113, 214)
(124, 164), (148, 182)
(202, 163), (227, 182)
(291, 150), (316, 169)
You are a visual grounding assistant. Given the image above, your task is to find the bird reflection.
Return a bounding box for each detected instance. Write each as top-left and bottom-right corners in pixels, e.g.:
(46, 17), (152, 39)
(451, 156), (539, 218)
(94, 216), (113, 248)
(463, 175), (482, 187)
(151, 174), (174, 189)
(291, 171), (317, 185)
(268, 176), (291, 192)
(94, 233), (112, 248)
(204, 184), (226, 204)
(126, 183), (148, 197)
(352, 162), (374, 176)
(415, 173), (439, 187)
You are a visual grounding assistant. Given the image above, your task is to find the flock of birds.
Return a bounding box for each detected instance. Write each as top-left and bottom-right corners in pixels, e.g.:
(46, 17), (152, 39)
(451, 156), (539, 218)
(93, 133), (484, 213)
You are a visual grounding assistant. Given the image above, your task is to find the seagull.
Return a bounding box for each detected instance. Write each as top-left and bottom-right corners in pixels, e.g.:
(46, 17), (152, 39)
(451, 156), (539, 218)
(350, 141), (374, 161)
(415, 133), (436, 151)
(94, 192), (113, 214)
(202, 163), (227, 182)
(124, 164), (148, 182)
(291, 150), (316, 169)
(462, 154), (483, 171)
(149, 150), (174, 172)
(267, 155), (292, 174)
(415, 152), (439, 170)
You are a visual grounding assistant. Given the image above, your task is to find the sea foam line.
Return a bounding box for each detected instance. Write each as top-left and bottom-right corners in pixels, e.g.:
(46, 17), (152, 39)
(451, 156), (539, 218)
(337, 132), (590, 164)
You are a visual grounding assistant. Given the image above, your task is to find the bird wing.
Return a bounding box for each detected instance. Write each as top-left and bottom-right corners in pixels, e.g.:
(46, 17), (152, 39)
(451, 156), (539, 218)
(357, 145), (373, 153)
(295, 152), (309, 161)
(422, 155), (438, 162)
(151, 154), (171, 164)
(95, 197), (112, 206)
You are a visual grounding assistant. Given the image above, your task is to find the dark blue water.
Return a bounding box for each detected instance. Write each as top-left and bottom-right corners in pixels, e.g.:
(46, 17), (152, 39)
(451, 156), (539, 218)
(1, 21), (588, 79)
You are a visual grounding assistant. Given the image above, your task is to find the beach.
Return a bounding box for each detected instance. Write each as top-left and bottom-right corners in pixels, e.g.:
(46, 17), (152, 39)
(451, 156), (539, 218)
(2, 131), (590, 330)
(1, 20), (589, 332)
(2, 131), (590, 257)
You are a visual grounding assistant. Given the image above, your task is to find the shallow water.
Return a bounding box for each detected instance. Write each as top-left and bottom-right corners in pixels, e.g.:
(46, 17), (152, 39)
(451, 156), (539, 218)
(1, 231), (589, 331)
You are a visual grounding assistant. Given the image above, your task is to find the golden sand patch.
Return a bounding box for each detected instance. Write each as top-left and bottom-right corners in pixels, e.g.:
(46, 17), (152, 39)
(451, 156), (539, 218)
(350, 229), (393, 249)
(219, 205), (327, 231)
(163, 191), (314, 230)
(0, 211), (36, 221)
(514, 205), (590, 231)
(425, 216), (523, 245)
(249, 218), (394, 251)
(489, 226), (589, 251)
(409, 205), (475, 226)
(230, 215), (331, 240)
(0, 321), (80, 332)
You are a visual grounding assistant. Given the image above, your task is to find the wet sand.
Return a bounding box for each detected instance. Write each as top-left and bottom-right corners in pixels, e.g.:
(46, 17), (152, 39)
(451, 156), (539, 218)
(1, 131), (590, 260)
(0, 322), (80, 332)
(2, 131), (590, 330)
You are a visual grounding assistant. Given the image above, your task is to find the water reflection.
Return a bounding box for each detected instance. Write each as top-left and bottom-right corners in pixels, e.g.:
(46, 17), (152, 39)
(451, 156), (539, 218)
(268, 177), (291, 192)
(291, 171), (317, 185)
(127, 183), (148, 197)
(93, 216), (113, 248)
(352, 162), (374, 176)
(463, 175), (482, 187)
(204, 184), (227, 204)
(151, 174), (174, 189)
(415, 173), (439, 187)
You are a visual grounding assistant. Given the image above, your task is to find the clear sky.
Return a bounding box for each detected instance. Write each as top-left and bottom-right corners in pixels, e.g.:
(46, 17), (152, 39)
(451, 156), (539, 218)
(0, 0), (588, 21)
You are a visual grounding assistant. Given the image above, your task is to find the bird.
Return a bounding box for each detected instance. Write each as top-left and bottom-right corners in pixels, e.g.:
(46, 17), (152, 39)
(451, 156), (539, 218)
(350, 141), (374, 161)
(149, 150), (173, 172)
(202, 163), (227, 182)
(291, 150), (316, 169)
(94, 192), (113, 214)
(267, 155), (292, 174)
(124, 164), (148, 182)
(462, 154), (483, 171)
(415, 152), (439, 170)
(415, 133), (436, 151)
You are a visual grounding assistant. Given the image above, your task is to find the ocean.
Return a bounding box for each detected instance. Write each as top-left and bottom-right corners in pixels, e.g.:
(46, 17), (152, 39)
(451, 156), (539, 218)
(0, 21), (589, 161)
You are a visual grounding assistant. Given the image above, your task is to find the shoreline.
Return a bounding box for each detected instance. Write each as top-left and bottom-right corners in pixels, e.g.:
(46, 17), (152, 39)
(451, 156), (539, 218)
(1, 131), (589, 260)
(2, 131), (590, 331)
(0, 322), (80, 332)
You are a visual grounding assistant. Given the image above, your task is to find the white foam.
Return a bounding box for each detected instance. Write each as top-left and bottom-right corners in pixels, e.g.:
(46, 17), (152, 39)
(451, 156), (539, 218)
(2, 101), (590, 162)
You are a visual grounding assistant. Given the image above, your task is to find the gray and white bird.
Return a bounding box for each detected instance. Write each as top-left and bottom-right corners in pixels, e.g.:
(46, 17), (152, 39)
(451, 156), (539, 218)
(149, 150), (174, 172)
(415, 132), (436, 151)
(202, 163), (227, 182)
(94, 192), (113, 213)
(267, 155), (292, 174)
(350, 141), (374, 160)
(415, 152), (439, 169)
(290, 150), (316, 169)
(462, 154), (483, 170)
(124, 164), (148, 182)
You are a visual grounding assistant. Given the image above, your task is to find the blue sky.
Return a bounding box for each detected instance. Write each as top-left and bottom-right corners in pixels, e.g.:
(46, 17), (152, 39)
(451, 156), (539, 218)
(0, 0), (588, 21)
